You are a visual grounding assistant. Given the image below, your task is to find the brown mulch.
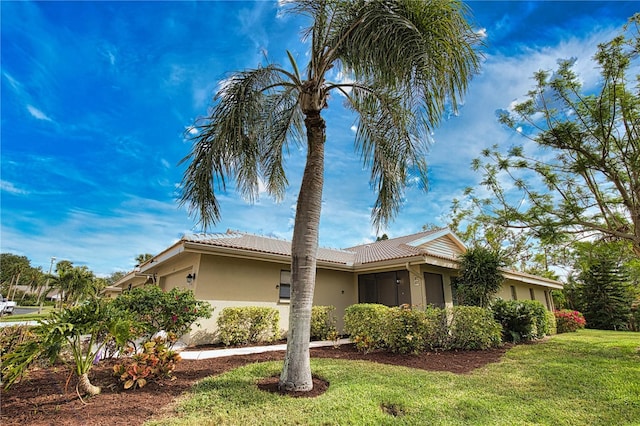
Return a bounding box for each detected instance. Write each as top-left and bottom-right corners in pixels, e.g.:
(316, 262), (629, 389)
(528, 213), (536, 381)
(0, 343), (510, 426)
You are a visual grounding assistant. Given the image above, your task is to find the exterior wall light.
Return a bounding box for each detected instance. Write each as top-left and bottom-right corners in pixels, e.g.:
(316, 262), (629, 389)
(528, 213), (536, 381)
(186, 273), (196, 284)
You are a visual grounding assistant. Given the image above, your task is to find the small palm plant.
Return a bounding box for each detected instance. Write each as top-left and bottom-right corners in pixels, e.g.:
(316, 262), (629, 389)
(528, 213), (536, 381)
(2, 298), (134, 396)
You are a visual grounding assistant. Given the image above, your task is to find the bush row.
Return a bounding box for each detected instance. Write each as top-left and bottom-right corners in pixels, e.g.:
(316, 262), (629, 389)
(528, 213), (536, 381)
(344, 304), (503, 353)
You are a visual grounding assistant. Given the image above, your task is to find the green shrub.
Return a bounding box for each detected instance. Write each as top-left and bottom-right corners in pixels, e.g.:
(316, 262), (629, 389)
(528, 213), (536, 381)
(112, 285), (212, 344)
(545, 310), (557, 335)
(383, 305), (449, 353)
(217, 307), (279, 346)
(422, 306), (450, 350)
(554, 309), (586, 333)
(344, 304), (389, 353)
(447, 306), (502, 350)
(2, 298), (135, 395)
(384, 306), (429, 354)
(113, 337), (181, 390)
(492, 299), (549, 343)
(310, 306), (338, 341)
(522, 300), (551, 337)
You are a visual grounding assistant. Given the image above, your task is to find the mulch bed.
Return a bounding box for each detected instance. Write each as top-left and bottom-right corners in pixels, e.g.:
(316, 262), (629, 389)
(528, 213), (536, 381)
(0, 343), (510, 426)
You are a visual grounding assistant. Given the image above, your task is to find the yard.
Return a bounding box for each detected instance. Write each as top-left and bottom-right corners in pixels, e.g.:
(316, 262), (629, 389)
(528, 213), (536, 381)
(2, 329), (639, 425)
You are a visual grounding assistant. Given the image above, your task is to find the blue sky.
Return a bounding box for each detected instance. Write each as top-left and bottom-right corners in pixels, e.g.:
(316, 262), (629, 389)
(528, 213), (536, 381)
(1, 1), (636, 276)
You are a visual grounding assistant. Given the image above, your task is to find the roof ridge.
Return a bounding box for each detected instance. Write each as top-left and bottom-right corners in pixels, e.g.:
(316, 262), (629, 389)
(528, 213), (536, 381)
(344, 227), (449, 249)
(184, 230), (354, 253)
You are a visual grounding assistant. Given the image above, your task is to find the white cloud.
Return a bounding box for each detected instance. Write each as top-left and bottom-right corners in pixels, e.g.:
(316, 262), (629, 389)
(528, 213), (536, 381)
(2, 71), (23, 92)
(0, 180), (28, 195)
(26, 104), (53, 121)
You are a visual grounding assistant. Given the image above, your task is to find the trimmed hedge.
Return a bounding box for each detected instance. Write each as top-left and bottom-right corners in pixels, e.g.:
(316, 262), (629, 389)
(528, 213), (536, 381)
(310, 306), (338, 341)
(345, 304), (502, 353)
(448, 306), (503, 350)
(217, 307), (279, 346)
(385, 306), (431, 354)
(344, 304), (389, 353)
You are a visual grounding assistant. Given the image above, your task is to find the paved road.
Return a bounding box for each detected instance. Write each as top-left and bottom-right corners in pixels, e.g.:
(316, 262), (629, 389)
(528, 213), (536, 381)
(13, 306), (38, 315)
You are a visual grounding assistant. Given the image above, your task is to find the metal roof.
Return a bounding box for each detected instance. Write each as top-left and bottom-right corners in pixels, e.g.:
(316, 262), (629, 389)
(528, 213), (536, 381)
(181, 228), (458, 266)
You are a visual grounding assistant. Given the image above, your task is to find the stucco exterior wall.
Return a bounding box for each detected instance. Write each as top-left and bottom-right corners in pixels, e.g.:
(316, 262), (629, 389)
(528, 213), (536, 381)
(313, 268), (358, 332)
(496, 280), (555, 310)
(183, 254), (356, 345)
(155, 252), (201, 292)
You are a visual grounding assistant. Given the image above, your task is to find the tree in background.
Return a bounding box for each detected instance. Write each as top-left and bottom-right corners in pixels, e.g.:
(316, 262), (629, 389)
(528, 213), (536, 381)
(452, 247), (505, 308)
(135, 254), (154, 265)
(180, 0), (481, 392)
(569, 240), (637, 330)
(446, 198), (567, 277)
(579, 256), (633, 330)
(0, 253), (46, 301)
(463, 15), (640, 257)
(49, 261), (98, 306)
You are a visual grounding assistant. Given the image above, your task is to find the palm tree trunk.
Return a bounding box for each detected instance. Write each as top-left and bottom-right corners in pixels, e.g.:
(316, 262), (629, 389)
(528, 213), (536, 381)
(77, 372), (101, 396)
(279, 111), (326, 392)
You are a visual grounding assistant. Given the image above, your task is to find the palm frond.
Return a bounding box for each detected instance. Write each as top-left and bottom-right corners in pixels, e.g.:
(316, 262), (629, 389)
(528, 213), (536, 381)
(348, 83), (430, 229)
(179, 65), (300, 229)
(330, 0), (482, 127)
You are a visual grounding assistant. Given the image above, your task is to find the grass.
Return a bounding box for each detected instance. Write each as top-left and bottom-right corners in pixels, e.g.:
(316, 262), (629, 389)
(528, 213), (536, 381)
(147, 329), (640, 426)
(0, 306), (55, 322)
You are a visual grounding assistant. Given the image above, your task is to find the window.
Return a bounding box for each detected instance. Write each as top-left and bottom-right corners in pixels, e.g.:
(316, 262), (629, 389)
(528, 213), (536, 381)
(544, 290), (551, 310)
(510, 285), (518, 300)
(279, 270), (291, 301)
(529, 288), (535, 301)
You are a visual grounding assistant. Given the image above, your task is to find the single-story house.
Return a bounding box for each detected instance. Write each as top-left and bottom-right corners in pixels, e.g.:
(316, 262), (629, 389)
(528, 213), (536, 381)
(111, 228), (562, 345)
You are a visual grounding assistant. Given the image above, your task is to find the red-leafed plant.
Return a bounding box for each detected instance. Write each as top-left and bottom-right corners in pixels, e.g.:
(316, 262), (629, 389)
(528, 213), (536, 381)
(113, 337), (181, 390)
(554, 310), (586, 333)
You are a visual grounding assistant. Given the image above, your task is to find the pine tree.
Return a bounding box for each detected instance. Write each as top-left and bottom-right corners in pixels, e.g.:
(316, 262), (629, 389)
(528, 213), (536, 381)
(579, 258), (632, 330)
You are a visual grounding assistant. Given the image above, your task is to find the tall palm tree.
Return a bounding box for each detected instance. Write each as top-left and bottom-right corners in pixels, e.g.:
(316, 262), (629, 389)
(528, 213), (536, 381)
(180, 0), (481, 392)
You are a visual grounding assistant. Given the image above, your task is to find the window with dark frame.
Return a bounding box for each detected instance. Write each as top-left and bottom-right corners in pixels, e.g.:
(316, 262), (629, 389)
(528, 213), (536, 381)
(510, 285), (518, 300)
(544, 290), (551, 310)
(529, 288), (535, 300)
(279, 270), (291, 301)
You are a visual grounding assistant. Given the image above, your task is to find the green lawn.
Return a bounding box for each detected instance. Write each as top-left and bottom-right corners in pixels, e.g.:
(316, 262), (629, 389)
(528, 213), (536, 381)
(149, 329), (640, 426)
(0, 306), (55, 322)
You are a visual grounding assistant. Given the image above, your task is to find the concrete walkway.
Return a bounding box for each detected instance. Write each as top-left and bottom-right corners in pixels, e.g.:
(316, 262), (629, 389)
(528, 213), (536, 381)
(179, 338), (351, 360)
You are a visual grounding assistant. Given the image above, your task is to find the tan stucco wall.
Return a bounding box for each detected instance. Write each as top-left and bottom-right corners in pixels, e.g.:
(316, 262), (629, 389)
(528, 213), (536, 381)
(182, 254), (356, 345)
(154, 252), (201, 292)
(313, 268), (358, 332)
(496, 280), (555, 310)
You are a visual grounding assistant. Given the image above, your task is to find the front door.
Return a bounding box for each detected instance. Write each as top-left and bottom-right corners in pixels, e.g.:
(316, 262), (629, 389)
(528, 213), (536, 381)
(358, 271), (410, 306)
(424, 272), (445, 308)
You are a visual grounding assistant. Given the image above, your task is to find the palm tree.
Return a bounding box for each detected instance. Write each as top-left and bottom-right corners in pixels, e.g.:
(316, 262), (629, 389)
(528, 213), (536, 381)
(135, 253), (154, 265)
(50, 261), (96, 307)
(180, 0), (481, 392)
